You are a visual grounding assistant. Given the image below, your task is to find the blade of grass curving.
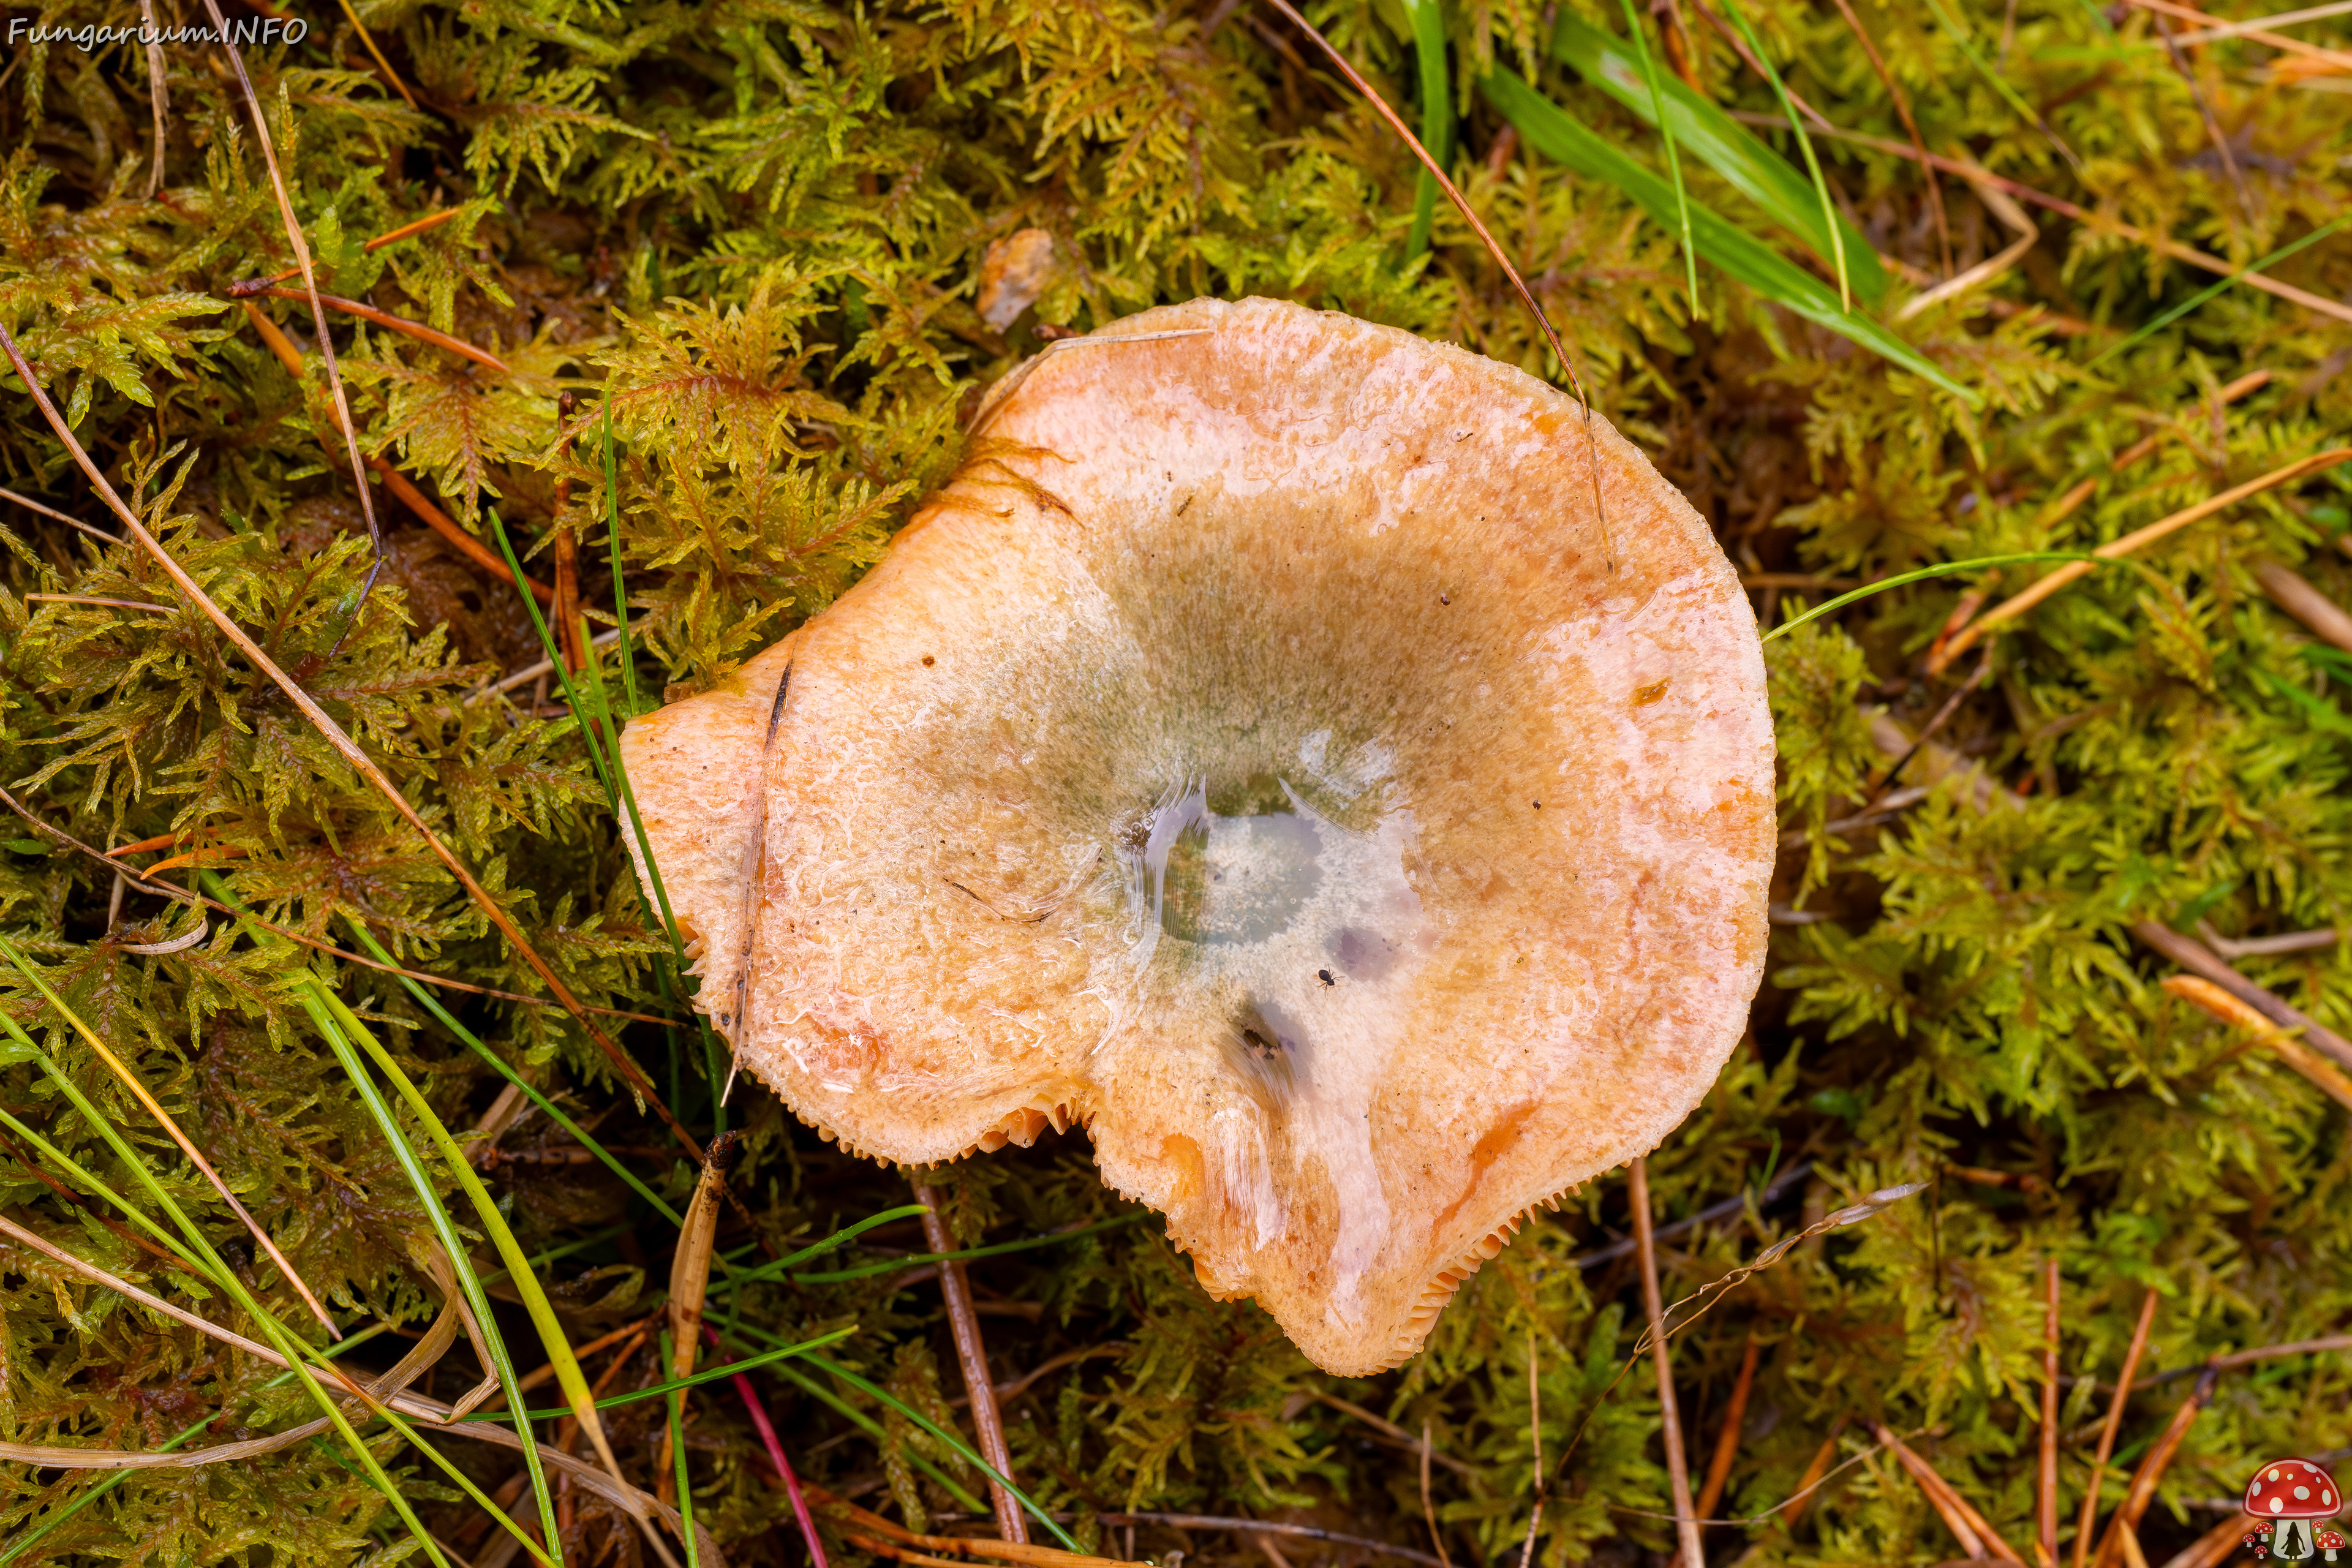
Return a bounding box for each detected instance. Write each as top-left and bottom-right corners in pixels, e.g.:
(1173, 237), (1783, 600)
(1613, 0), (1702, 315)
(798, 1349), (1081, 1550)
(0, 933), (338, 1335)
(334, 911), (686, 1226)
(2086, 214), (2352, 369)
(1917, 0), (2081, 172)
(1400, 0), (1451, 261)
(1762, 553), (2104, 643)
(718, 1203), (934, 1286)
(745, 1346), (991, 1513)
(602, 395), (642, 720)
(660, 1331), (704, 1568)
(491, 508), (722, 1126)
(309, 986), (644, 1528)
(296, 978), (562, 1561)
(1713, 0), (1853, 311)
(0, 1325), (399, 1567)
(0, 967), (453, 1567)
(1480, 69), (1976, 402)
(755, 1211), (1152, 1287)
(460, 1329), (859, 1422)
(1551, 13), (1884, 300)
(0, 323), (692, 1158)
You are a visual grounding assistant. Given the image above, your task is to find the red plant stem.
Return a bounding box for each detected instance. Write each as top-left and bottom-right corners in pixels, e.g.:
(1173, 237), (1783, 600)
(2040, 1258), (2061, 1568)
(913, 1182), (1027, 1544)
(703, 1325), (827, 1568)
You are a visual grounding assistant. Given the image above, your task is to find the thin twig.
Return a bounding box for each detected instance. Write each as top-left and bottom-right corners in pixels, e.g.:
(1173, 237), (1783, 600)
(2252, 559), (2352, 654)
(0, 323), (698, 1157)
(2132, 922), (2352, 1072)
(2196, 921), (2341, 959)
(1877, 1425), (2021, 1561)
(1631, 1158), (1704, 1568)
(914, 1180), (1027, 1544)
(2075, 1289), (2162, 1568)
(1572, 1159), (1816, 1268)
(0, 483), (116, 543)
(1421, 1418), (1454, 1568)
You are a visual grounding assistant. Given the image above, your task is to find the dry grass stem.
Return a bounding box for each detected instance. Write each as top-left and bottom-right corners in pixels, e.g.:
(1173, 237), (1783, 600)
(24, 594), (170, 614)
(1693, 1332), (1760, 1523)
(914, 1180), (1027, 1543)
(1938, 448), (2352, 662)
(1630, 1158), (1704, 1568)
(2155, 1512), (2258, 1568)
(2162, 974), (2352, 1110)
(2195, 922), (2342, 959)
(0, 321), (696, 1155)
(1422, 1417), (1455, 1568)
(2132, 922), (2352, 1069)
(2075, 1289), (2162, 1568)
(1781, 1413), (1852, 1531)
(2125, 0), (2352, 66)
(1897, 175), (2037, 321)
(1313, 1392), (1474, 1476)
(816, 1489), (1145, 1568)
(1875, 1424), (2023, 1562)
(1825, 0), (1949, 271)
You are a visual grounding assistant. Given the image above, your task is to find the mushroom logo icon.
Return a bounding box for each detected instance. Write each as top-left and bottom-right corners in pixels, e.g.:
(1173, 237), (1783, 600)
(2245, 1459), (2342, 1561)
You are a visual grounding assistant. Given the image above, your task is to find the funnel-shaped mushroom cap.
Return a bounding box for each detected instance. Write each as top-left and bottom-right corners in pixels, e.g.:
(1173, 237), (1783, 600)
(2250, 1461), (2342, 1518)
(621, 298), (1774, 1374)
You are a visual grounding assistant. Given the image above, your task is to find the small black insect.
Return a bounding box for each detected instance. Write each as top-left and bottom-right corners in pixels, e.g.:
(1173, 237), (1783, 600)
(1317, 969), (1335, 987)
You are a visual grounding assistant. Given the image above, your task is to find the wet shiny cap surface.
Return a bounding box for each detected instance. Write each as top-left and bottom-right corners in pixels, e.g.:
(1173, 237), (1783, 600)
(619, 296), (1777, 1374)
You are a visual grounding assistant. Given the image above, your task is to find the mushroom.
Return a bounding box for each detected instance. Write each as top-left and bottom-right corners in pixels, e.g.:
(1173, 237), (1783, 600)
(2246, 1458), (2341, 1562)
(2318, 1528), (2345, 1562)
(620, 297), (1776, 1373)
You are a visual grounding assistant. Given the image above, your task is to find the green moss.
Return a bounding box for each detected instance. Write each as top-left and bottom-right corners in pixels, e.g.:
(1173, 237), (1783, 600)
(0, 0), (2345, 1565)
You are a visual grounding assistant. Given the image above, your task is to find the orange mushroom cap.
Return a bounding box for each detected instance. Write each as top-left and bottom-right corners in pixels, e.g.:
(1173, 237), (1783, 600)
(620, 298), (1776, 1373)
(2248, 1460), (2342, 1518)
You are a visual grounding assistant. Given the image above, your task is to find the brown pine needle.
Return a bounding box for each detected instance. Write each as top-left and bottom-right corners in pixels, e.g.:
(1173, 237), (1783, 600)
(2162, 974), (2352, 1111)
(230, 209), (466, 295)
(1694, 1332), (1760, 1523)
(0, 322), (699, 1159)
(335, 0), (418, 108)
(2040, 1257), (2062, 1568)
(2133, 922), (2352, 1071)
(2252, 558), (2352, 654)
(2156, 1512), (2259, 1568)
(236, 300), (554, 600)
(2092, 1368), (2219, 1568)
(2075, 1289), (2162, 1568)
(251, 287), (510, 373)
(916, 1178), (1028, 1543)
(1877, 1425), (2024, 1562)
(24, 594), (171, 614)
(1630, 1158), (1704, 1568)
(1780, 1412), (1851, 1531)
(1937, 447), (2352, 663)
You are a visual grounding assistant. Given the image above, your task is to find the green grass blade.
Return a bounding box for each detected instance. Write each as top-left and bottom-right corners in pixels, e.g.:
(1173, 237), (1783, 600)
(715, 1202), (933, 1287)
(488, 508), (620, 810)
(801, 1349), (1082, 1550)
(1918, 0), (2079, 170)
(768, 1210), (1150, 1286)
(659, 1331), (702, 1568)
(310, 984), (633, 1493)
(334, 910), (687, 1226)
(462, 1327), (859, 1422)
(603, 393), (639, 720)
(1480, 67), (1975, 403)
(746, 1344), (990, 1513)
(1711, 0), (1852, 312)
(2086, 214), (2352, 370)
(1760, 552), (2102, 643)
(296, 978), (562, 1560)
(1401, 0), (1451, 261)
(0, 943), (454, 1568)
(1550, 13), (1884, 302)
(1613, 0), (1700, 316)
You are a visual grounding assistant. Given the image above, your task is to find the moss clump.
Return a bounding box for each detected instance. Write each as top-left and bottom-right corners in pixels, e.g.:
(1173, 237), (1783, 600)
(0, 1), (2345, 1566)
